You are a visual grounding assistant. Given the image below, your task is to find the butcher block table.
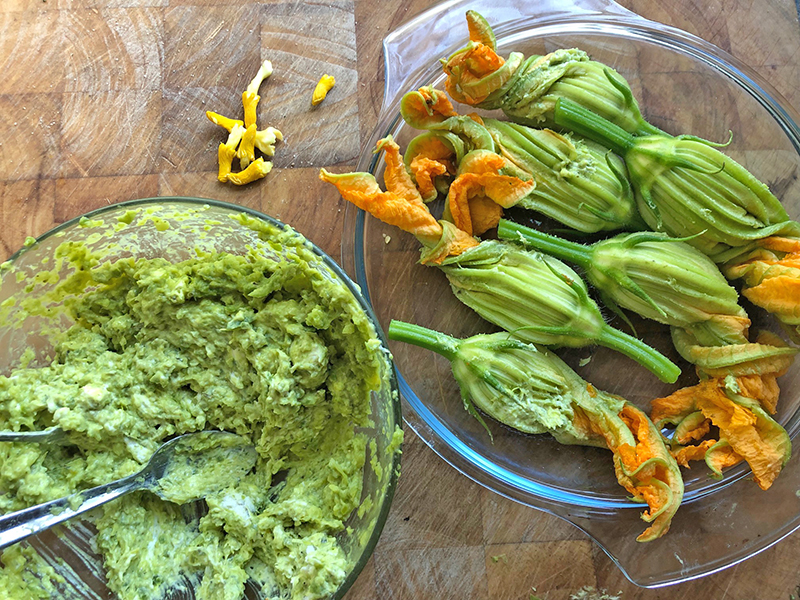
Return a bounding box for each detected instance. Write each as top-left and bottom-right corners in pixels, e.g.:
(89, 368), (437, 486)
(2, 0), (800, 598)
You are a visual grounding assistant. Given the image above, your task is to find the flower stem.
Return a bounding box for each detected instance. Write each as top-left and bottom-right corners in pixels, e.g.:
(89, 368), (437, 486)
(387, 320), (459, 362)
(497, 219), (592, 269)
(597, 325), (681, 383)
(554, 98), (635, 155)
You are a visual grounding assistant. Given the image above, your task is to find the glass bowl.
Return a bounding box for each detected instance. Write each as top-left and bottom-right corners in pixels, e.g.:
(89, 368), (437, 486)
(340, 0), (800, 588)
(0, 198), (401, 600)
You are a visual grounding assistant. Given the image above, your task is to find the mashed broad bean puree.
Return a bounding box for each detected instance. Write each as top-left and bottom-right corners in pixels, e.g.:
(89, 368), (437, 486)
(0, 206), (397, 600)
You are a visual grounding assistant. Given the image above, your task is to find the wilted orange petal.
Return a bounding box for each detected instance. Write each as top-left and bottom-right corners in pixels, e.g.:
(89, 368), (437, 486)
(376, 137), (426, 208)
(672, 440), (716, 468)
(617, 404), (682, 541)
(468, 196), (504, 236)
(706, 443), (744, 474)
(759, 236), (800, 255)
(650, 383), (703, 424)
(696, 391), (786, 490)
(743, 276), (800, 319)
(410, 156), (449, 203)
(319, 170), (442, 245)
(738, 373), (781, 414)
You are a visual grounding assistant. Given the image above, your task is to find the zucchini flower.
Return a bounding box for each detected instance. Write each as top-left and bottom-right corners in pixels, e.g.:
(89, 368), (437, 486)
(441, 12), (661, 136)
(443, 150), (536, 236)
(485, 119), (640, 232)
(400, 87), (495, 152)
(553, 98), (800, 260)
(723, 236), (800, 340)
(403, 131), (465, 203)
(438, 240), (680, 383)
(651, 367), (792, 490)
(319, 136), (478, 264)
(497, 220), (798, 375)
(387, 320), (685, 542)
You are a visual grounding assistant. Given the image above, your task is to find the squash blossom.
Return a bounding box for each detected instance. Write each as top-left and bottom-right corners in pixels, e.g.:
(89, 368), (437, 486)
(485, 119), (641, 232)
(651, 367), (792, 490)
(438, 240), (680, 383)
(441, 11), (661, 136)
(319, 136), (479, 265)
(497, 220), (798, 376)
(723, 236), (800, 341)
(387, 320), (684, 542)
(553, 98), (800, 261)
(320, 138), (678, 382)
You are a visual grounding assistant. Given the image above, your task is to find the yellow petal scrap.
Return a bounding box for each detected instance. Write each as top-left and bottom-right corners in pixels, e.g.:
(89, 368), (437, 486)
(312, 74), (336, 106)
(206, 59), (282, 185)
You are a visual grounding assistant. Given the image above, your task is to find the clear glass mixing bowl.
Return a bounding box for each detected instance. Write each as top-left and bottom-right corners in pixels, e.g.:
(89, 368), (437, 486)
(340, 0), (800, 587)
(0, 198), (401, 600)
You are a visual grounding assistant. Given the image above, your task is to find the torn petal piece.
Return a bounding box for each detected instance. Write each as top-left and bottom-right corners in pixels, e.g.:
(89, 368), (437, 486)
(246, 59), (273, 95)
(242, 91), (260, 128)
(254, 127), (283, 157)
(226, 158), (272, 186)
(206, 111), (244, 133)
(312, 74), (336, 106)
(236, 124), (257, 169)
(218, 124), (246, 183)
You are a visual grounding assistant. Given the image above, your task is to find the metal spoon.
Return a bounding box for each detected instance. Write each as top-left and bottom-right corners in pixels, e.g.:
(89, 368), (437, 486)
(0, 430), (257, 550)
(0, 427), (67, 444)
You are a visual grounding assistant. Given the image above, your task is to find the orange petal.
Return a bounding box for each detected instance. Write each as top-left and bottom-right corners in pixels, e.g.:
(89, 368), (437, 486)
(758, 236), (800, 255)
(402, 87), (458, 127)
(443, 43), (505, 105)
(743, 275), (800, 320)
(650, 382), (703, 425)
(410, 156), (450, 203)
(616, 404), (683, 541)
(467, 195), (504, 236)
(654, 376), (790, 490)
(376, 137), (427, 208)
(319, 169), (442, 246)
(420, 221), (480, 265)
(672, 440), (716, 468)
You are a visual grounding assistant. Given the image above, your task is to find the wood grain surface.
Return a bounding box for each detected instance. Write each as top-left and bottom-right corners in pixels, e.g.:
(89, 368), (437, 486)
(1, 0), (800, 599)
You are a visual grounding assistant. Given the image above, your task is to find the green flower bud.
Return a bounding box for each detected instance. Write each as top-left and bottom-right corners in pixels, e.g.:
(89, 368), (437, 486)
(498, 221), (744, 326)
(387, 320), (684, 542)
(500, 49), (661, 136)
(497, 220), (799, 374)
(554, 98), (800, 261)
(485, 119), (640, 232)
(438, 240), (680, 383)
(442, 14), (662, 136)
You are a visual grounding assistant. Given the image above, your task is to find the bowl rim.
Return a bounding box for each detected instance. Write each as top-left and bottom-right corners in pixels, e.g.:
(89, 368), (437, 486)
(5, 196), (403, 600)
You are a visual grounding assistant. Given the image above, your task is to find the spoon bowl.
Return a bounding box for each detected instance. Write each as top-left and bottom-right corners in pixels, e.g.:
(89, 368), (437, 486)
(0, 431), (256, 551)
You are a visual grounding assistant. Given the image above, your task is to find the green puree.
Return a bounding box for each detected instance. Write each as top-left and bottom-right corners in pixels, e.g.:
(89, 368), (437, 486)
(0, 222), (388, 600)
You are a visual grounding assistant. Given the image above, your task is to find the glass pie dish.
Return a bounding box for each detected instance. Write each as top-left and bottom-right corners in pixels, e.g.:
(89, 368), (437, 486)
(0, 198), (402, 600)
(340, 0), (800, 588)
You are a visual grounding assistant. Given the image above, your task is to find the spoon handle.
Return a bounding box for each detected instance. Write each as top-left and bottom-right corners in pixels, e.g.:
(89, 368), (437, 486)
(0, 473), (143, 550)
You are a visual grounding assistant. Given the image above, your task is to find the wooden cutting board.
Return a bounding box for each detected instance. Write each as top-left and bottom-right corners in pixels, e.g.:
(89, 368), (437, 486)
(1, 0), (800, 598)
